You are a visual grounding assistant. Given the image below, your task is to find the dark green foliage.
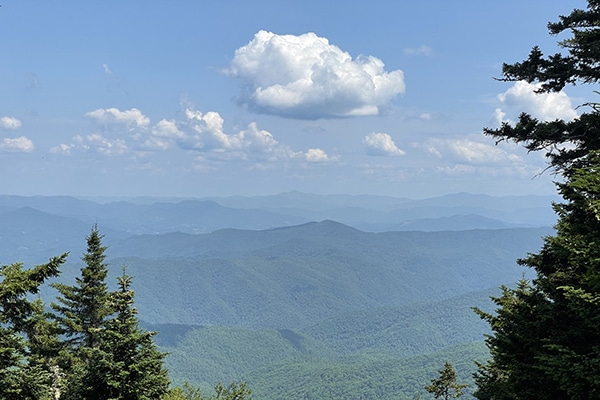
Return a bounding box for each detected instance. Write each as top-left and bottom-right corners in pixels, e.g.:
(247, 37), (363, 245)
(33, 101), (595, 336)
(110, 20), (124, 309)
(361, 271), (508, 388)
(245, 343), (484, 400)
(212, 381), (252, 400)
(49, 227), (171, 400)
(303, 289), (495, 357)
(0, 254), (67, 400)
(52, 225), (111, 349)
(51, 225), (114, 400)
(163, 325), (333, 388)
(165, 381), (251, 400)
(157, 290), (494, 399)
(476, 1), (600, 398)
(164, 382), (204, 400)
(99, 270), (170, 399)
(484, 1), (600, 172)
(425, 362), (468, 400)
(474, 157), (600, 398)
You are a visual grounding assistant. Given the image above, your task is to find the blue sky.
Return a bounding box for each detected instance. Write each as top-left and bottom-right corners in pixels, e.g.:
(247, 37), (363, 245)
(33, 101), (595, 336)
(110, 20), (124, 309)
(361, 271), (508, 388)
(0, 1), (589, 198)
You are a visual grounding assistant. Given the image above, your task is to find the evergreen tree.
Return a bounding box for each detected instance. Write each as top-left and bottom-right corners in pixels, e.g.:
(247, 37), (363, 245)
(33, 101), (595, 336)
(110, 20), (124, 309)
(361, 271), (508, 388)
(483, 0), (600, 174)
(52, 225), (111, 349)
(424, 362), (467, 400)
(475, 1), (600, 398)
(473, 280), (566, 399)
(164, 382), (252, 400)
(211, 381), (252, 400)
(99, 269), (170, 400)
(52, 225), (114, 400)
(52, 227), (171, 399)
(0, 254), (67, 400)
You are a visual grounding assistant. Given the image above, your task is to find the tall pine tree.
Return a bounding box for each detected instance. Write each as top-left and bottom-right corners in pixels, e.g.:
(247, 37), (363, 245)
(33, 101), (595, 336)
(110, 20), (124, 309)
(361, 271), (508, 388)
(475, 1), (600, 398)
(52, 226), (171, 399)
(425, 362), (467, 400)
(52, 225), (111, 349)
(52, 225), (113, 400)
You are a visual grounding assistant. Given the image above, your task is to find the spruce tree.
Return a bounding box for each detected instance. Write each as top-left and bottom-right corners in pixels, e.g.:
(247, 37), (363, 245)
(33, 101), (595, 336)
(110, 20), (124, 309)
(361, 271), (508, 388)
(483, 1), (600, 173)
(475, 1), (600, 398)
(52, 225), (111, 349)
(0, 254), (67, 400)
(99, 269), (170, 400)
(52, 227), (171, 399)
(425, 362), (467, 400)
(52, 225), (113, 400)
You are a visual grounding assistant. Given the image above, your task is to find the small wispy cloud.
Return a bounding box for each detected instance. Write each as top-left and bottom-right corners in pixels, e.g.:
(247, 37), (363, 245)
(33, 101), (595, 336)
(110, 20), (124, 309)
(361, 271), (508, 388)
(50, 143), (75, 156)
(85, 107), (150, 127)
(403, 45), (432, 56)
(0, 136), (34, 152)
(418, 137), (522, 164)
(363, 132), (405, 156)
(0, 116), (22, 130)
(303, 148), (331, 162)
(102, 63), (113, 75)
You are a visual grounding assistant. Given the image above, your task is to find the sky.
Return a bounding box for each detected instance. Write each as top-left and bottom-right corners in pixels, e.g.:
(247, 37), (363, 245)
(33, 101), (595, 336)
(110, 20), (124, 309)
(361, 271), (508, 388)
(0, 0), (591, 199)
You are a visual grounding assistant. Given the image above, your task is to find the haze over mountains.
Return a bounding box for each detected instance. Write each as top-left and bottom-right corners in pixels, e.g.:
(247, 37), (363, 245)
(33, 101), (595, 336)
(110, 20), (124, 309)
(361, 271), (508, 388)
(0, 191), (558, 399)
(0, 191), (557, 237)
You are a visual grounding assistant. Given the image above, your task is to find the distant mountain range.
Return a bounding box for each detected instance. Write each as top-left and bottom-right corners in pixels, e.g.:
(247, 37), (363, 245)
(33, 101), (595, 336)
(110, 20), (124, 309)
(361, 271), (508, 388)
(0, 192), (559, 238)
(0, 192), (555, 332)
(0, 192), (559, 399)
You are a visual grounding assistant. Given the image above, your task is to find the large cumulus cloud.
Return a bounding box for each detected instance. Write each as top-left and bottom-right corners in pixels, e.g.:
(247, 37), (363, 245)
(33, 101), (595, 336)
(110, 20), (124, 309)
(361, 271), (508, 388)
(227, 31), (405, 119)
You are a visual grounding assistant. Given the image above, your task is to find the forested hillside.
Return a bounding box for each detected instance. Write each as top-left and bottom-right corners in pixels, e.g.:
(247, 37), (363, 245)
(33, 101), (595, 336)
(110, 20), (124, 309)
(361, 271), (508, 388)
(0, 193), (555, 398)
(107, 222), (549, 327)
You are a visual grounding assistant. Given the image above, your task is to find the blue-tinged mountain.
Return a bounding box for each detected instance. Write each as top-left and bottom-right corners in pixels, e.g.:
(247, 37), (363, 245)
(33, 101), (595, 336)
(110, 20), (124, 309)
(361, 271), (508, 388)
(384, 214), (520, 231)
(0, 192), (558, 235)
(94, 200), (309, 234)
(209, 191), (559, 230)
(107, 220), (551, 328)
(0, 195), (309, 234)
(0, 207), (129, 265)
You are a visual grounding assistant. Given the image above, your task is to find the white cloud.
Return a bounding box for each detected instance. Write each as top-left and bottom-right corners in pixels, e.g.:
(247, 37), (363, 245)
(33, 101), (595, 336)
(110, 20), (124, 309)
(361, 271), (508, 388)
(181, 107), (343, 165)
(403, 45), (432, 56)
(494, 80), (578, 124)
(0, 136), (34, 152)
(181, 108), (290, 161)
(448, 140), (521, 163)
(141, 119), (185, 150)
(52, 134), (127, 156)
(85, 107), (150, 127)
(363, 132), (405, 156)
(87, 134), (127, 155)
(50, 143), (75, 155)
(0, 116), (22, 130)
(152, 119), (183, 139)
(227, 30), (405, 119)
(420, 138), (522, 164)
(491, 108), (506, 127)
(58, 103), (339, 170)
(102, 63), (112, 75)
(304, 148), (330, 162)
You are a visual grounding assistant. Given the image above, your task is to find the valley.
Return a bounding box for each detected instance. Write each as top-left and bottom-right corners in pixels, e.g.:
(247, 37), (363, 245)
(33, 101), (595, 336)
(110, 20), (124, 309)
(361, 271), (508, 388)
(0, 192), (556, 399)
